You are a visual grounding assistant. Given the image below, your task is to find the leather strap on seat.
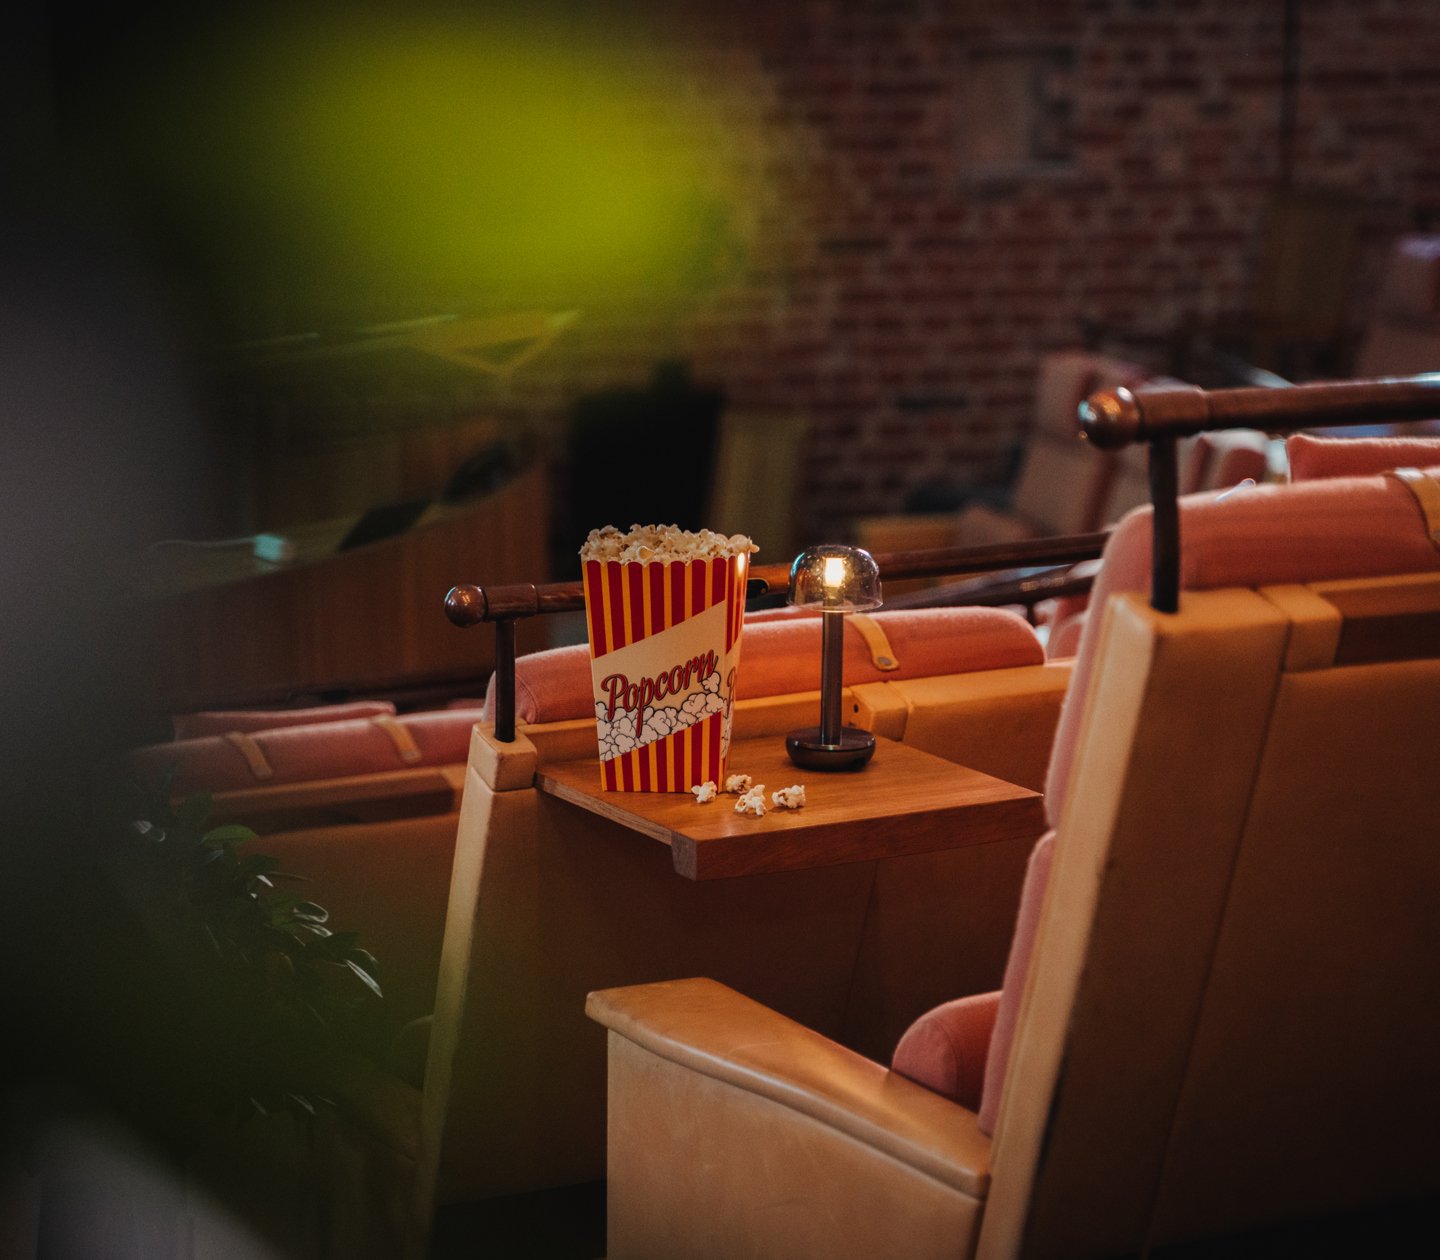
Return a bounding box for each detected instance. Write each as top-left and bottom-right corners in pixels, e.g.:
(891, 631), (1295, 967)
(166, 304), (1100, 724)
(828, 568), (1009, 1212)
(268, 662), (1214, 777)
(850, 613), (900, 671)
(223, 731), (274, 781)
(1389, 467), (1440, 550)
(372, 714), (424, 764)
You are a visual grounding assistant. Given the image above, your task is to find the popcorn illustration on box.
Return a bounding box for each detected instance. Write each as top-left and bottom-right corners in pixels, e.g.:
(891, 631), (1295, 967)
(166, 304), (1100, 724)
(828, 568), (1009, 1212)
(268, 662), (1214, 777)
(580, 524), (755, 791)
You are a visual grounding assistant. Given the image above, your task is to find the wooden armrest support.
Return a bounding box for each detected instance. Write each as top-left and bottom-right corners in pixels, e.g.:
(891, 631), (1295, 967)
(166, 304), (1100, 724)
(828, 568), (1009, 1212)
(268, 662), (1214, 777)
(586, 977), (991, 1198)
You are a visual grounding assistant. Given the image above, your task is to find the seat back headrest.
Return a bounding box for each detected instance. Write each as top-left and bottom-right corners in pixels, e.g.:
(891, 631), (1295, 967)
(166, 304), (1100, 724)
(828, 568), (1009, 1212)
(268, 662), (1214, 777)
(1044, 470), (1440, 825)
(485, 606), (1045, 727)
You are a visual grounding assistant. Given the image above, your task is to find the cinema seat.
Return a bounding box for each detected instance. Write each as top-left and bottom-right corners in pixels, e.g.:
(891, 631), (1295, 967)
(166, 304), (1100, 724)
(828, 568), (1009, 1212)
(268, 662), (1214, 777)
(856, 351), (1164, 557)
(1352, 233), (1440, 386)
(1285, 432), (1440, 481)
(127, 706), (483, 1038)
(587, 466), (1440, 1259)
(1042, 433), (1431, 662)
(413, 604), (1069, 1226)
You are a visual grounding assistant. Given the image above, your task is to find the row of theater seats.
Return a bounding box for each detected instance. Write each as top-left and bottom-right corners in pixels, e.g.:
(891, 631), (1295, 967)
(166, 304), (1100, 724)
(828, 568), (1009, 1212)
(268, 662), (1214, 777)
(1351, 232), (1440, 379)
(126, 604), (1071, 1061)
(126, 601), (1075, 1256)
(586, 433), (1440, 1258)
(123, 430), (1440, 1257)
(856, 348), (1274, 558)
(861, 241), (1440, 567)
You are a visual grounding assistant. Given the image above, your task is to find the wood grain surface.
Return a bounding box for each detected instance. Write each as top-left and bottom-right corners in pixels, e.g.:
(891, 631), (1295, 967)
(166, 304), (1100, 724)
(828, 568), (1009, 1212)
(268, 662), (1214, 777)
(146, 465), (550, 710)
(534, 735), (1045, 879)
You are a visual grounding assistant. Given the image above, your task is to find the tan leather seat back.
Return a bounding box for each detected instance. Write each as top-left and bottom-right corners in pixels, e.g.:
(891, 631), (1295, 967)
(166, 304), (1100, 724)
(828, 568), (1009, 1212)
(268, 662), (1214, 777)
(982, 573), (1440, 1259)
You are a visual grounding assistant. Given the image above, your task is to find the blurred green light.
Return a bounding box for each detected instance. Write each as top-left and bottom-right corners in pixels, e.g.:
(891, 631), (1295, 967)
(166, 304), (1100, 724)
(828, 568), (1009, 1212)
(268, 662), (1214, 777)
(123, 9), (744, 310)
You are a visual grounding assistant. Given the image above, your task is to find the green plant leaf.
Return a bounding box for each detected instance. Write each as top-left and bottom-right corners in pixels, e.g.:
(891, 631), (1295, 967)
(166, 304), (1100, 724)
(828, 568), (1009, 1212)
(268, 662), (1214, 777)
(318, 932), (360, 958)
(100, 768), (388, 1133)
(344, 958), (383, 1000)
(175, 792), (214, 834)
(290, 902), (329, 924)
(284, 1092), (317, 1119)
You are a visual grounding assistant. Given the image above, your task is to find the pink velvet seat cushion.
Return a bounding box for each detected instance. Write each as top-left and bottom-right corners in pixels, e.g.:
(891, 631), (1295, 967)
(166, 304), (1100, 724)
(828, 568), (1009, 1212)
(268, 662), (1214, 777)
(1182, 430), (1271, 494)
(891, 989), (1001, 1115)
(483, 606), (1045, 726)
(1045, 611), (1087, 661)
(890, 832), (1054, 1132)
(171, 701), (397, 740)
(129, 708), (483, 797)
(1286, 434), (1440, 482)
(977, 830), (1055, 1134)
(1036, 428), (1270, 663)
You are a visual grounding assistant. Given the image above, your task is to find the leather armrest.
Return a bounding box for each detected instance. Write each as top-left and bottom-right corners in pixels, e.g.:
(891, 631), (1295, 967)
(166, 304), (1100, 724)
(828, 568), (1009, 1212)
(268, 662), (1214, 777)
(586, 977), (991, 1198)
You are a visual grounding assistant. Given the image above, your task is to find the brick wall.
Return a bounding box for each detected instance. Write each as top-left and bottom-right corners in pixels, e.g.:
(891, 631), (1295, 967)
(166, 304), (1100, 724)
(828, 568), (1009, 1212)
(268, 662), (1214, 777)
(420, 1), (1440, 550)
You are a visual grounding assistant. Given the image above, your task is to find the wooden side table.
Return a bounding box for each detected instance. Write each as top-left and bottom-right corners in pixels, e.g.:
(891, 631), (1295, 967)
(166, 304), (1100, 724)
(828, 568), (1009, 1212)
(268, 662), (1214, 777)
(535, 734), (1045, 880)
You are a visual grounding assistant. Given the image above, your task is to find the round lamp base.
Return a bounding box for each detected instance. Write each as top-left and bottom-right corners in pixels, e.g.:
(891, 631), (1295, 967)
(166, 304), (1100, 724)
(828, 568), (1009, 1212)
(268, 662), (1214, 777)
(785, 727), (877, 771)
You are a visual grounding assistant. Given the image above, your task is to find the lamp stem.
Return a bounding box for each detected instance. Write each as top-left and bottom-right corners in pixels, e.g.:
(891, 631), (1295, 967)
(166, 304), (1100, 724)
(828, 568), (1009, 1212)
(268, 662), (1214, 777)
(820, 609), (844, 746)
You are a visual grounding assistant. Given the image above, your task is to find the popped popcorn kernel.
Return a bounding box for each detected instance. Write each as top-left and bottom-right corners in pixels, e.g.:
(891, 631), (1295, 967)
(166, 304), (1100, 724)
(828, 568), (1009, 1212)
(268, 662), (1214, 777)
(691, 781), (718, 804)
(734, 785), (768, 817)
(771, 785), (807, 810)
(724, 773), (753, 795)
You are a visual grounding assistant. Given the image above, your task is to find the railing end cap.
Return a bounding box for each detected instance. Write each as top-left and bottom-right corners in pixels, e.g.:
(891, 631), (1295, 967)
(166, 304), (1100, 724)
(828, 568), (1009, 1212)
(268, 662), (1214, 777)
(445, 584), (488, 627)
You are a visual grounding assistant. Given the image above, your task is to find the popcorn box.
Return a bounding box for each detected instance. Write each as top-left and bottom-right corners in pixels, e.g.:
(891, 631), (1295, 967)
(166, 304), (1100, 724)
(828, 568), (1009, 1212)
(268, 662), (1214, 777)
(582, 538), (750, 792)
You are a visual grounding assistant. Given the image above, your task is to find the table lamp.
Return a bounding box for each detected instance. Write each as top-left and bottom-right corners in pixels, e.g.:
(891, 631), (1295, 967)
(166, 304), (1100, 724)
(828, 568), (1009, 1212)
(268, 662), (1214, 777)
(785, 544), (883, 770)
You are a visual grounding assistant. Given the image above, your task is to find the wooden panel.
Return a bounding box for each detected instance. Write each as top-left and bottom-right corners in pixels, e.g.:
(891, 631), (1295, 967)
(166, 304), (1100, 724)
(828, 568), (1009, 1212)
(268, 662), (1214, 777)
(534, 735), (1044, 880)
(1315, 572), (1440, 666)
(146, 465), (550, 709)
(424, 765), (881, 1202)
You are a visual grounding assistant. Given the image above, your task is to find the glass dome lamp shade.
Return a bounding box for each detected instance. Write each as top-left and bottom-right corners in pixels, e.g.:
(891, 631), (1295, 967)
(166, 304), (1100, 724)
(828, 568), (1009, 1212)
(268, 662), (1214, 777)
(787, 545), (883, 613)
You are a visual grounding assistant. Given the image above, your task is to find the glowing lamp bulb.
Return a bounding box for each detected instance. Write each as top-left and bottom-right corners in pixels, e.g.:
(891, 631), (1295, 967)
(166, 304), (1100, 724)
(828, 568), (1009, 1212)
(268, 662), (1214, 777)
(823, 555), (847, 591)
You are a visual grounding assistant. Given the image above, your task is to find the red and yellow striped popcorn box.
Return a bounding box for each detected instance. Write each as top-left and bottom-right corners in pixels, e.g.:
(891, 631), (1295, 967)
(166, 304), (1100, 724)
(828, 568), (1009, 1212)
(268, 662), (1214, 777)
(581, 527), (753, 791)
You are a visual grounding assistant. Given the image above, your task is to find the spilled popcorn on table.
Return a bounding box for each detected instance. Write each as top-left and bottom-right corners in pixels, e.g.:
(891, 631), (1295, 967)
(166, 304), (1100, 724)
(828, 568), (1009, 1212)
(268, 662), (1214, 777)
(692, 774), (808, 818)
(771, 785), (807, 810)
(734, 785), (767, 817)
